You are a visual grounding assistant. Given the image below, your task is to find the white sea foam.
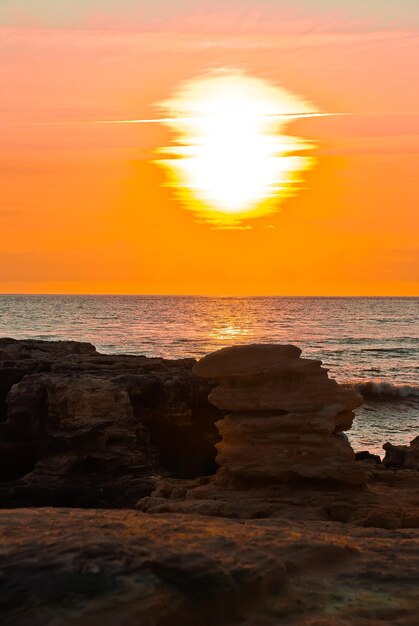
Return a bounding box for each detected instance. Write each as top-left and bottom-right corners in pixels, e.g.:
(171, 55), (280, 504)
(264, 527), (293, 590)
(352, 380), (419, 399)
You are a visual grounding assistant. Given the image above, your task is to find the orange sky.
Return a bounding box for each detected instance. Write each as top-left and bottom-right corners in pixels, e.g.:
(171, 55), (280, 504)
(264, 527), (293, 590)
(1, 2), (418, 295)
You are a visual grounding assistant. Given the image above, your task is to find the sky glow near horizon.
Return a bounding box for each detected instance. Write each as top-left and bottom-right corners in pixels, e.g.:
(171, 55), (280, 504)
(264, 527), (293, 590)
(0, 1), (418, 295)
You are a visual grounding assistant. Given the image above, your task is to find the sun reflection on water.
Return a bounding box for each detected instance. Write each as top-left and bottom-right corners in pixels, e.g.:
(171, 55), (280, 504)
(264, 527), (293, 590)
(155, 70), (319, 228)
(208, 323), (252, 342)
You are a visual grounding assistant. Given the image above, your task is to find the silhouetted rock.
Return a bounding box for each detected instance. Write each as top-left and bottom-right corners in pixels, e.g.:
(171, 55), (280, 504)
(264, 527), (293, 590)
(383, 436), (419, 470)
(355, 450), (382, 464)
(194, 344), (365, 484)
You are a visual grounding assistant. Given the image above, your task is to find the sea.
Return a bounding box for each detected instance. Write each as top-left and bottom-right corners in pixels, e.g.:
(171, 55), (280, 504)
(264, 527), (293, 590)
(0, 295), (418, 456)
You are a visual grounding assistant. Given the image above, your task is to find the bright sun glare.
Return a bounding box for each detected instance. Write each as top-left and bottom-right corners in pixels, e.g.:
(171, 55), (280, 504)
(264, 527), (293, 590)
(156, 70), (319, 227)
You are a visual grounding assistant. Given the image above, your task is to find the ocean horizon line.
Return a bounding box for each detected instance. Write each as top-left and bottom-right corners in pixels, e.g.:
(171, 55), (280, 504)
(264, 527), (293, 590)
(0, 293), (418, 299)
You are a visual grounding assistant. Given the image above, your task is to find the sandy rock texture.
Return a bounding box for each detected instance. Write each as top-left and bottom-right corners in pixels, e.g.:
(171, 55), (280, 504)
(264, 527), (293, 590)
(136, 464), (419, 530)
(194, 344), (365, 484)
(1, 507), (419, 626)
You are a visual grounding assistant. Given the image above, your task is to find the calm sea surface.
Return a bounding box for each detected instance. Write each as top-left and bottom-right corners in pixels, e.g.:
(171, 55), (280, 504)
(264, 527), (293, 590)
(0, 295), (418, 455)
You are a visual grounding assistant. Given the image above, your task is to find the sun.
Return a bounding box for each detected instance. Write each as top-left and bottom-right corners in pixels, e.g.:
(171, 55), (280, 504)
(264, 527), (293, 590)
(155, 70), (319, 227)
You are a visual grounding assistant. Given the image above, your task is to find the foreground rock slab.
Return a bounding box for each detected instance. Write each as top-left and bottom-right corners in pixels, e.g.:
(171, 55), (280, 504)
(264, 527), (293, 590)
(0, 508), (418, 626)
(194, 344), (365, 484)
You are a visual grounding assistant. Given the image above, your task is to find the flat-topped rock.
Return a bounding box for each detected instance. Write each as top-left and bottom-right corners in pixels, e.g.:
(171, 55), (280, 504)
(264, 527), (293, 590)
(193, 343), (303, 377)
(194, 343), (362, 413)
(0, 337), (98, 359)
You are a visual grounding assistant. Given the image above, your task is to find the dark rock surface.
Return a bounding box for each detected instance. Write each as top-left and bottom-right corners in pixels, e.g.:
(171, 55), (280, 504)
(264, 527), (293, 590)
(0, 338), (221, 506)
(355, 450), (382, 464)
(383, 436), (419, 470)
(1, 508), (418, 626)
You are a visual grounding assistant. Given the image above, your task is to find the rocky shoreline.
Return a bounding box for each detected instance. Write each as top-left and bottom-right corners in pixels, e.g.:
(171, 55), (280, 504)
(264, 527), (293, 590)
(0, 338), (418, 625)
(0, 337), (222, 507)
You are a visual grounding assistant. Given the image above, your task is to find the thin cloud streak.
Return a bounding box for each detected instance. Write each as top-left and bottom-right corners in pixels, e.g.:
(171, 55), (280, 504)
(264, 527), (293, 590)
(2, 112), (347, 128)
(95, 112), (345, 124)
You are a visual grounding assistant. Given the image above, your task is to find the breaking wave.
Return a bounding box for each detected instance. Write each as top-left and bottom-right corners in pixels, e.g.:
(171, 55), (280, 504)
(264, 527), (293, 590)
(350, 380), (419, 400)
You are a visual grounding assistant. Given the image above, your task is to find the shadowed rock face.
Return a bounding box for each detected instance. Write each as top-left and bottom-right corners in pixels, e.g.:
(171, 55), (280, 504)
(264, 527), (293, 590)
(384, 436), (419, 470)
(0, 338), (222, 506)
(194, 344), (365, 484)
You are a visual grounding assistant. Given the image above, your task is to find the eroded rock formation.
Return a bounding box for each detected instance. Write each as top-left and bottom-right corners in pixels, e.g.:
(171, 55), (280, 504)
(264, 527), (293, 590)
(194, 344), (365, 484)
(0, 338), (221, 506)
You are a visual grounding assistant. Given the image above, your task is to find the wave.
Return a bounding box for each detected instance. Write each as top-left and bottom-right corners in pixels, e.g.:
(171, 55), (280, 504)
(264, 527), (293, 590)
(348, 380), (419, 399)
